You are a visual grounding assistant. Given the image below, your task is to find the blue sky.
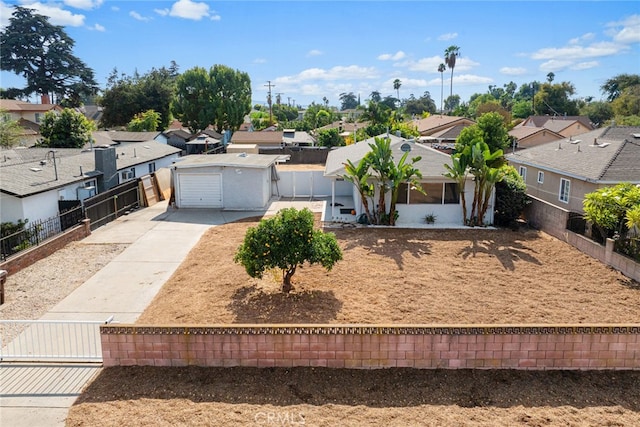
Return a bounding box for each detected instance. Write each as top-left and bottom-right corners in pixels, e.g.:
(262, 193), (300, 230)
(1, 1), (639, 108)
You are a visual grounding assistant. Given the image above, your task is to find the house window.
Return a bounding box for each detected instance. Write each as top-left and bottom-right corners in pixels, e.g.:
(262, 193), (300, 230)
(537, 171), (544, 184)
(559, 178), (570, 203)
(444, 183), (460, 204)
(519, 166), (527, 181)
(148, 162), (156, 174)
(34, 113), (42, 123)
(397, 183), (443, 204)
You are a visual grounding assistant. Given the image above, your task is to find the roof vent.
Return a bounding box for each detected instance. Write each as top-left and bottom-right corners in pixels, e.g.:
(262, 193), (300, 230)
(237, 152), (248, 157)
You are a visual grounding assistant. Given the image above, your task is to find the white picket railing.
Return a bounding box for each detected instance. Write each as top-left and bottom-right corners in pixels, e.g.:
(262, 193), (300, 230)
(0, 316), (114, 362)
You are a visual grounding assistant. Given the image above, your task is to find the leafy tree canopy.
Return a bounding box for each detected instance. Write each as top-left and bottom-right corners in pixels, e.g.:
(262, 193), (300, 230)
(583, 182), (640, 240)
(601, 74), (640, 102)
(0, 6), (98, 106)
(0, 109), (23, 148)
(456, 112), (510, 153)
(234, 207), (343, 293)
(127, 109), (161, 132)
(533, 82), (579, 116)
(40, 108), (95, 148)
(316, 128), (344, 148)
(339, 92), (359, 110)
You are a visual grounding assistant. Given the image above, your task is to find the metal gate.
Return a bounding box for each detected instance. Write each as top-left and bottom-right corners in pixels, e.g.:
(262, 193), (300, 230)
(0, 317), (113, 363)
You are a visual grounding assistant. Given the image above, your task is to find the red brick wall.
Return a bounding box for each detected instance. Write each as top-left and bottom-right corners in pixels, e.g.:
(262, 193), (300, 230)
(101, 325), (640, 370)
(0, 220), (91, 275)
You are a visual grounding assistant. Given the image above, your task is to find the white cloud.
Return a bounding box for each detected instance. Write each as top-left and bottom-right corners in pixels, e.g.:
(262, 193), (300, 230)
(539, 59), (574, 73)
(437, 32), (458, 41)
(448, 74), (493, 86)
(130, 11), (151, 22)
(281, 65), (378, 83)
(63, 0), (103, 10)
(500, 67), (527, 76)
(404, 56), (444, 72)
(0, 2), (13, 28)
(378, 51), (406, 61)
(13, 2), (85, 26)
(169, 0), (211, 21)
(607, 14), (640, 44)
(569, 33), (595, 44)
(154, 8), (169, 17)
(88, 22), (104, 31)
(532, 41), (625, 60)
(307, 49), (323, 57)
(253, 58), (267, 64)
(570, 61), (599, 71)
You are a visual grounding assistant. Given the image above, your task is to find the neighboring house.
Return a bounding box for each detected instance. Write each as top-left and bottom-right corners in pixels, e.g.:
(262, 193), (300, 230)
(171, 153), (280, 209)
(316, 121), (369, 136)
(0, 142), (181, 223)
(185, 133), (224, 155)
(0, 99), (61, 126)
(508, 126), (565, 151)
(164, 129), (192, 152)
(93, 130), (165, 144)
(506, 126), (640, 215)
(324, 134), (492, 225)
(516, 115), (594, 139)
(230, 130), (284, 148)
(412, 115), (476, 152)
(282, 129), (316, 147)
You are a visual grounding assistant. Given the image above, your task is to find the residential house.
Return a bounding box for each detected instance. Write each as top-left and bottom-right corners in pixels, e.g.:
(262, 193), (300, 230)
(0, 99), (62, 147)
(412, 115), (476, 151)
(282, 129), (316, 147)
(229, 130), (284, 148)
(508, 126), (565, 151)
(324, 134), (491, 225)
(0, 141), (181, 223)
(516, 115), (595, 138)
(506, 126), (640, 231)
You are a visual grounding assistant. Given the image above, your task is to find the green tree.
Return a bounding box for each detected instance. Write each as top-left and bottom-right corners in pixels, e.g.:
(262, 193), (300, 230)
(611, 85), (640, 118)
(583, 183), (640, 241)
(210, 64), (252, 133)
(0, 109), (23, 148)
(339, 92), (358, 110)
(601, 74), (640, 102)
(512, 100), (533, 119)
(316, 128), (344, 148)
(404, 92), (437, 116)
(579, 101), (613, 127)
(438, 63), (446, 112)
(444, 94), (461, 112)
(387, 151), (423, 226)
(444, 45), (461, 98)
(100, 65), (177, 129)
(171, 67), (213, 134)
(342, 158), (375, 224)
(127, 110), (161, 132)
(533, 82), (579, 116)
(0, 6), (98, 105)
(40, 108), (95, 148)
(456, 112), (510, 153)
(494, 165), (530, 227)
(393, 79), (402, 101)
(443, 154), (470, 224)
(234, 207), (343, 293)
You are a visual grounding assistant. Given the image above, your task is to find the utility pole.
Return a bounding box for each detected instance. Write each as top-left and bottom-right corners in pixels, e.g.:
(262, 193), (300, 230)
(265, 81), (275, 125)
(275, 93), (283, 105)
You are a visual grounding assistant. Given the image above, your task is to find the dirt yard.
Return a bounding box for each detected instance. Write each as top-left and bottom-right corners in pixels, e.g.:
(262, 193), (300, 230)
(67, 218), (640, 426)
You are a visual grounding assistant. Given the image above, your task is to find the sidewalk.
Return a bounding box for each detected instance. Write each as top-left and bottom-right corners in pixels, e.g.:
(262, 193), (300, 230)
(0, 200), (280, 427)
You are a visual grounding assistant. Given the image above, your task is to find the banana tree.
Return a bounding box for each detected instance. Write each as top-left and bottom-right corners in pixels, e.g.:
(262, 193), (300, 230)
(365, 137), (395, 224)
(388, 153), (423, 226)
(342, 158), (375, 224)
(444, 153), (470, 224)
(468, 142), (505, 226)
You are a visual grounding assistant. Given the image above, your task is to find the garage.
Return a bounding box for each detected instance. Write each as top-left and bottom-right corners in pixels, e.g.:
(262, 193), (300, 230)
(177, 173), (222, 208)
(172, 153), (280, 210)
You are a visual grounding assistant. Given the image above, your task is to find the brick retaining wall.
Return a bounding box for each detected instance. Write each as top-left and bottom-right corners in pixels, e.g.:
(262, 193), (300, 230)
(0, 219), (91, 275)
(101, 325), (640, 370)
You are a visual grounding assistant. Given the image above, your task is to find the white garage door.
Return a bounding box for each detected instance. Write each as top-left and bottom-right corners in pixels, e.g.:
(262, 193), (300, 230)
(178, 173), (222, 208)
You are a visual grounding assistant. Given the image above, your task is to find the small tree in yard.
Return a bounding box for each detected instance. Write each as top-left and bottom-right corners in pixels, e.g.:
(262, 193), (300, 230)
(234, 208), (343, 293)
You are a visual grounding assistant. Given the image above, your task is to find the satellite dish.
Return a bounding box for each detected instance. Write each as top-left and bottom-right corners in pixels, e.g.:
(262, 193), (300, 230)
(400, 143), (412, 152)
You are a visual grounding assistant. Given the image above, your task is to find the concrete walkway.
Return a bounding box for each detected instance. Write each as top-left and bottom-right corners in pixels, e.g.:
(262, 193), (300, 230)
(1, 199), (323, 427)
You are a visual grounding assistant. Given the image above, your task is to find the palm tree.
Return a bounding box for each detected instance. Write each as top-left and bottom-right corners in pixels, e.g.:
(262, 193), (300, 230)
(444, 46), (461, 99)
(342, 159), (375, 224)
(393, 79), (402, 102)
(437, 63), (446, 112)
(444, 154), (470, 224)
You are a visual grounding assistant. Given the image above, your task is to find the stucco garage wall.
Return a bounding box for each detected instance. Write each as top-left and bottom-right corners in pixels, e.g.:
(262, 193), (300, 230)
(0, 194), (24, 223)
(276, 171), (333, 198)
(222, 166), (271, 209)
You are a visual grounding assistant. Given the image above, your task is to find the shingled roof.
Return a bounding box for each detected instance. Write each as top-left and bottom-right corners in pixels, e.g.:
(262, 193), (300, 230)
(506, 126), (640, 183)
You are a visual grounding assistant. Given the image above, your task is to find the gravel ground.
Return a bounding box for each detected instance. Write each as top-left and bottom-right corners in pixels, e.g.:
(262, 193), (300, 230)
(0, 241), (128, 342)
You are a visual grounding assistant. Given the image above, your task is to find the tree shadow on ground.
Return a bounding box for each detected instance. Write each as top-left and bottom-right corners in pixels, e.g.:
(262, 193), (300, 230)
(338, 228), (432, 269)
(75, 367), (640, 410)
(457, 238), (542, 271)
(228, 285), (343, 323)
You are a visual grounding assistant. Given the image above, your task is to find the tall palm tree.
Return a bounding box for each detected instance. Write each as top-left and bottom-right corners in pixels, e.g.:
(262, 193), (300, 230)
(444, 45), (461, 99)
(437, 63), (446, 112)
(393, 79), (402, 102)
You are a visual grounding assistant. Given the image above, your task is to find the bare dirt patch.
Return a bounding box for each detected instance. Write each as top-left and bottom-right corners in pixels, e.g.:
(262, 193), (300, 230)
(67, 218), (640, 426)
